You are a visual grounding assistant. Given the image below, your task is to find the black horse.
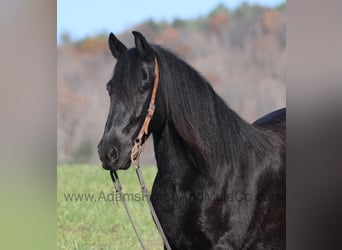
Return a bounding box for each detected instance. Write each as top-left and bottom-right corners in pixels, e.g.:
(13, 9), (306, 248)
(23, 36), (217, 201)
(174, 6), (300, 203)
(98, 31), (285, 250)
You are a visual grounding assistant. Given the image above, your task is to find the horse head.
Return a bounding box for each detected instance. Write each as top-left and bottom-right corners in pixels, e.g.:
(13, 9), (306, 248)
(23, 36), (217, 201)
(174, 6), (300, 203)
(98, 32), (165, 170)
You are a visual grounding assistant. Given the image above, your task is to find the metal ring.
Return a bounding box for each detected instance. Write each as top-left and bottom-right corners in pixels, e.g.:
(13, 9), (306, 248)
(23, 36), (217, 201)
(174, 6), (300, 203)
(134, 138), (141, 144)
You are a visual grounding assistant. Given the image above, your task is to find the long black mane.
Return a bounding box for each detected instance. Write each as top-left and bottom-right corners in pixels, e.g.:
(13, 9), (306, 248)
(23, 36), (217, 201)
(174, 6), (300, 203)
(153, 45), (278, 173)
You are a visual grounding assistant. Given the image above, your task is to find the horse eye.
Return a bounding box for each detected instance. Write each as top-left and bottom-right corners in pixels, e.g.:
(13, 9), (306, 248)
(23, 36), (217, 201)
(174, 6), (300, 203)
(141, 70), (148, 81)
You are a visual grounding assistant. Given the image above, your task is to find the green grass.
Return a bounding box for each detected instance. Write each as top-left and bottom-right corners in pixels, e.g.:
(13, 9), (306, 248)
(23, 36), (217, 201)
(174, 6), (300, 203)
(57, 164), (162, 250)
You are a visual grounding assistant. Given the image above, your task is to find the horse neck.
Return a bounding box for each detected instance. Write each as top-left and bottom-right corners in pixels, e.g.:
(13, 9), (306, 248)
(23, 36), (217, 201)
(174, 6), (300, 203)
(152, 122), (195, 177)
(152, 51), (275, 179)
(151, 109), (277, 193)
(152, 97), (261, 174)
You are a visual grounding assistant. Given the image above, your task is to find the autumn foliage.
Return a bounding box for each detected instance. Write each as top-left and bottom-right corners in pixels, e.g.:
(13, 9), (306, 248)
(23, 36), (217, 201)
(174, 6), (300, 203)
(58, 3), (286, 164)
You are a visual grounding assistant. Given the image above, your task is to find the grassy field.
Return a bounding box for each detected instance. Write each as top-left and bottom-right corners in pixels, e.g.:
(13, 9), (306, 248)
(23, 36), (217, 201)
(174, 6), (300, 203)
(57, 164), (162, 250)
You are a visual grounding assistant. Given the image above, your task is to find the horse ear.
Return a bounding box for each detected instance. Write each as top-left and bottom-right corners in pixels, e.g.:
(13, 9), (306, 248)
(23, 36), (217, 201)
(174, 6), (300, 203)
(132, 31), (154, 60)
(108, 32), (127, 59)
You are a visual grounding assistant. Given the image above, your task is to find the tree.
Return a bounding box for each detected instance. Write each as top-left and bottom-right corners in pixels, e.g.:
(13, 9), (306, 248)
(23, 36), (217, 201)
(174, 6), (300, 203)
(60, 32), (72, 46)
(209, 3), (230, 17)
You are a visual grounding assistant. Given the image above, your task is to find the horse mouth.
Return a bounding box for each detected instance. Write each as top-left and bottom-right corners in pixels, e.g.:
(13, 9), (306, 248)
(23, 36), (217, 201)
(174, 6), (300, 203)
(101, 156), (131, 171)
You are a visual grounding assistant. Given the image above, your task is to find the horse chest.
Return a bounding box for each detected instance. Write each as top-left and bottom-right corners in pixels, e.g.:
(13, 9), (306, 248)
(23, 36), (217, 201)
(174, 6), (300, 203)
(151, 174), (213, 249)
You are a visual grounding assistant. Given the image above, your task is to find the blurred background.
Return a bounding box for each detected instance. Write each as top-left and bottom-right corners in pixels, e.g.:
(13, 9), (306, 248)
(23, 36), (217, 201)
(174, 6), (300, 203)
(57, 0), (286, 165)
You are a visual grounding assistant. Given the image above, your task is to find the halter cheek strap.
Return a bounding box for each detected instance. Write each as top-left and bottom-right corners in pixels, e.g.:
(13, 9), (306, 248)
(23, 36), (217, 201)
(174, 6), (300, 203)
(131, 56), (160, 164)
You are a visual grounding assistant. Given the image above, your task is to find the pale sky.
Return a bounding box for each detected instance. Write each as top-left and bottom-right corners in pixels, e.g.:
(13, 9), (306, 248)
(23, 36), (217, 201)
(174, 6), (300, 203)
(57, 0), (285, 43)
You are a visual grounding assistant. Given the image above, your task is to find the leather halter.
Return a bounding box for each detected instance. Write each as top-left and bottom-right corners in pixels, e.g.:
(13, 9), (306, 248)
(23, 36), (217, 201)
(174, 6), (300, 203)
(131, 56), (160, 164)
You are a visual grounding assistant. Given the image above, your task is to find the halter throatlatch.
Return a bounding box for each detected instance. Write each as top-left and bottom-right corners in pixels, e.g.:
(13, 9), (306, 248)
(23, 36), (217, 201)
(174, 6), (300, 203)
(110, 57), (172, 250)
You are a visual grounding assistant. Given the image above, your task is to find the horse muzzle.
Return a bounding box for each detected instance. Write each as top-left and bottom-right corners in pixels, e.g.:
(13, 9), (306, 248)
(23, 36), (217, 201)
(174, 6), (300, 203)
(97, 145), (118, 167)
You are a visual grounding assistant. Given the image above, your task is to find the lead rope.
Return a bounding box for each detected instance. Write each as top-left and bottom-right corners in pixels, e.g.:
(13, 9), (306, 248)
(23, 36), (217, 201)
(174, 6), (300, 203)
(110, 163), (172, 250)
(110, 170), (146, 250)
(131, 145), (172, 250)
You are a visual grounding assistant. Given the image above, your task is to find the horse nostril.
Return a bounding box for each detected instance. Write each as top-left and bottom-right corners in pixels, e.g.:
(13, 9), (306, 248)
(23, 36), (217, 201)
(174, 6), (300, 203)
(107, 147), (119, 163)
